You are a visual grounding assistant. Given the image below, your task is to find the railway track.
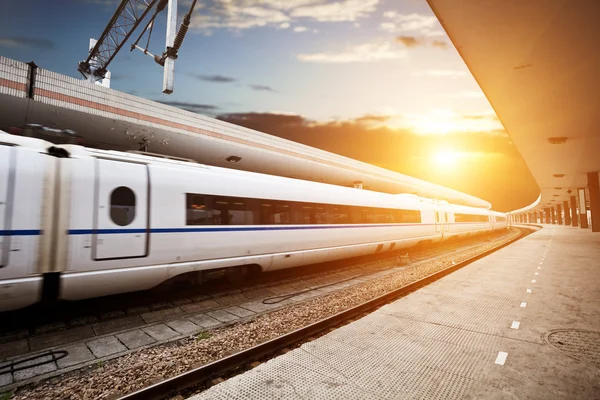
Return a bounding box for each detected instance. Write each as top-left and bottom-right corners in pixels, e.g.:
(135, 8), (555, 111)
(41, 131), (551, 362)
(2, 227), (528, 399)
(121, 227), (531, 400)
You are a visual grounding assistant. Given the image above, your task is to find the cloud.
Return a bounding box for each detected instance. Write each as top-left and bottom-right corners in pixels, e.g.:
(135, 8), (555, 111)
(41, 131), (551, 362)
(401, 109), (504, 135)
(192, 74), (237, 83)
(395, 36), (422, 48)
(156, 100), (219, 114)
(380, 12), (441, 36)
(0, 37), (54, 49)
(412, 69), (468, 77)
(354, 114), (391, 123)
(395, 36), (449, 49)
(294, 26), (309, 32)
(189, 0), (377, 32)
(190, 2), (290, 32)
(463, 113), (499, 121)
(218, 112), (305, 126)
(249, 84), (276, 92)
(442, 91), (486, 99)
(297, 40), (407, 63)
(431, 40), (448, 49)
(291, 0), (379, 22)
(259, 0), (326, 10)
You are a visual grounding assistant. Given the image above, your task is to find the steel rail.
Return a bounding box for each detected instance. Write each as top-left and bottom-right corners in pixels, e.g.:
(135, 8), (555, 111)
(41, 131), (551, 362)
(119, 227), (531, 400)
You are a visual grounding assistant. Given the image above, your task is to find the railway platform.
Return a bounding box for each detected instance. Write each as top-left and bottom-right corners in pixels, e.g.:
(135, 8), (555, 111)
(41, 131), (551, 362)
(189, 225), (600, 399)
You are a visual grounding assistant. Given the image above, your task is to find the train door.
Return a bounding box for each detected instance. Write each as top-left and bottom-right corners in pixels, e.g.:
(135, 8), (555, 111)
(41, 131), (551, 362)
(435, 210), (444, 239)
(93, 158), (149, 260)
(0, 145), (14, 267)
(443, 212), (450, 234)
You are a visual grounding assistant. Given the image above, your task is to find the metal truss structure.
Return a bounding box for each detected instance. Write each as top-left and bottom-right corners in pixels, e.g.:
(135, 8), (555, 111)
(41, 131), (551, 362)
(78, 0), (160, 82)
(79, 0), (196, 94)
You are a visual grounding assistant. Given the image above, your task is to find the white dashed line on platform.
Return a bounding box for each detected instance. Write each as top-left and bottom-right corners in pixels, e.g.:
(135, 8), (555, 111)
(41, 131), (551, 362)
(527, 289), (532, 293)
(520, 302), (527, 308)
(495, 352), (508, 365)
(532, 280), (536, 283)
(511, 321), (520, 329)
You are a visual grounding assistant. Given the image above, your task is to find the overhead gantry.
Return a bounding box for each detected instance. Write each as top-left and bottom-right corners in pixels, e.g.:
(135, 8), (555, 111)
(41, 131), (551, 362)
(78, 0), (197, 94)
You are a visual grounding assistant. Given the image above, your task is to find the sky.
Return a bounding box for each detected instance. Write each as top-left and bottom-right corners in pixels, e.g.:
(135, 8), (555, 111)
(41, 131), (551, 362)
(0, 0), (540, 211)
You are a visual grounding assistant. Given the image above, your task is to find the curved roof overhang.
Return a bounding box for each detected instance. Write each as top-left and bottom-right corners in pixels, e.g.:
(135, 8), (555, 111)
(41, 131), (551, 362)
(427, 0), (600, 214)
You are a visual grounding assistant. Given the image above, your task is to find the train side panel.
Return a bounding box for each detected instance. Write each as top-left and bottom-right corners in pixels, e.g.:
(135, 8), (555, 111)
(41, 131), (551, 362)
(60, 159), (439, 301)
(0, 143), (52, 311)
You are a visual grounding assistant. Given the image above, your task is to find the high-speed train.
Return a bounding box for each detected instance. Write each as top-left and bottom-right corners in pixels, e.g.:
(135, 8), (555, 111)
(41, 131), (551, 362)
(0, 131), (508, 312)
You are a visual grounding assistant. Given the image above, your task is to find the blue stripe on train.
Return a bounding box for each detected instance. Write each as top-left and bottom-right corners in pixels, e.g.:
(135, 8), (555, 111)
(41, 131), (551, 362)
(0, 230), (42, 236)
(68, 224), (426, 235)
(0, 223), (492, 236)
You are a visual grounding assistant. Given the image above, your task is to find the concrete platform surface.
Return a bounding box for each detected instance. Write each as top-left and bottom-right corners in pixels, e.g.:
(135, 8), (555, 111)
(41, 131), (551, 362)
(189, 226), (600, 399)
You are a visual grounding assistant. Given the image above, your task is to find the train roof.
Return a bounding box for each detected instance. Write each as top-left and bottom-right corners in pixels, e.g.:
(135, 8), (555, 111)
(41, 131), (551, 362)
(0, 131), (507, 215)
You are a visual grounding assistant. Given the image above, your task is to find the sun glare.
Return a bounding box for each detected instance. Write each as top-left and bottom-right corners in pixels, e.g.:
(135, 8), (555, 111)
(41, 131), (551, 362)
(431, 150), (459, 168)
(403, 109), (503, 135)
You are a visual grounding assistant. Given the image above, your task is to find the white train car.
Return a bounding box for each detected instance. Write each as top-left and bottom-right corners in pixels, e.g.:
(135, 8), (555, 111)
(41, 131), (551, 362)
(0, 131), (507, 312)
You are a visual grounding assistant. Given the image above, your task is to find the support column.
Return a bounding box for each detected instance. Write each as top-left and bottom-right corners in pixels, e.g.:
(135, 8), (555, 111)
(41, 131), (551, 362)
(578, 188), (589, 228)
(588, 172), (600, 232)
(570, 195), (578, 227)
(551, 207), (556, 224)
(563, 200), (571, 225)
(545, 208), (550, 224)
(557, 204), (563, 225)
(577, 188), (588, 229)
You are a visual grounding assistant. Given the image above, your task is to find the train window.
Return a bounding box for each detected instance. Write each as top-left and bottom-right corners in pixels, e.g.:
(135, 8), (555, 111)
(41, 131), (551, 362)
(292, 203), (313, 224)
(365, 209), (385, 223)
(274, 203), (292, 224)
(314, 205), (333, 224)
(332, 206), (349, 224)
(396, 209), (421, 223)
(185, 192), (422, 226)
(260, 202), (276, 224)
(216, 197), (255, 225)
(110, 186), (136, 226)
(454, 213), (489, 223)
(187, 194), (219, 225)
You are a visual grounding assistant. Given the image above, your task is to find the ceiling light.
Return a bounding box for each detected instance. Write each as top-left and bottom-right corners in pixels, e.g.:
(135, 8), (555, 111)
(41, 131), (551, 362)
(547, 137), (567, 144)
(553, 174), (565, 178)
(554, 187), (562, 190)
(226, 155), (242, 163)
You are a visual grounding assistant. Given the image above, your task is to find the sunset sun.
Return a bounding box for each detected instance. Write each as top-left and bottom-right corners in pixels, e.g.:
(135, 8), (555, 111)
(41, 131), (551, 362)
(431, 150), (459, 168)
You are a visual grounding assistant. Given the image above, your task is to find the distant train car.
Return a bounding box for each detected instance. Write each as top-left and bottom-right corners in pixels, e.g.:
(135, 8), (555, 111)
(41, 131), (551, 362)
(0, 131), (508, 312)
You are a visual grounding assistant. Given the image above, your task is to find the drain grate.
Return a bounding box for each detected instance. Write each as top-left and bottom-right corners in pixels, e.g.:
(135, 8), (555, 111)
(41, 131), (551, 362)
(545, 329), (600, 368)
